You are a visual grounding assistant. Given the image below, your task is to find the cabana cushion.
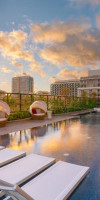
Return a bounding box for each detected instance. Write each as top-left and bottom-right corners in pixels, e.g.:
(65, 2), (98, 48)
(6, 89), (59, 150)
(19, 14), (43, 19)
(34, 113), (45, 116)
(0, 118), (6, 122)
(36, 108), (41, 114)
(32, 108), (37, 114)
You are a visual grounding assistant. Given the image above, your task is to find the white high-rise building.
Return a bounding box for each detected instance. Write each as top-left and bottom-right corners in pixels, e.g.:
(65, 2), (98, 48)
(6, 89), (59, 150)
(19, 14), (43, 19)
(12, 73), (34, 94)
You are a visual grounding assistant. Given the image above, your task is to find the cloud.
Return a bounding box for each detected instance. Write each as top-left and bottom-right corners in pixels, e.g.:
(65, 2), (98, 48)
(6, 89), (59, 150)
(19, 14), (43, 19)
(1, 67), (12, 73)
(1, 81), (9, 86)
(34, 85), (39, 92)
(57, 69), (88, 79)
(0, 30), (45, 77)
(49, 76), (60, 83)
(9, 30), (27, 43)
(11, 21), (15, 25)
(69, 0), (100, 6)
(30, 68), (47, 77)
(0, 30), (32, 63)
(96, 15), (100, 29)
(31, 20), (100, 68)
(31, 20), (90, 44)
(12, 61), (23, 68)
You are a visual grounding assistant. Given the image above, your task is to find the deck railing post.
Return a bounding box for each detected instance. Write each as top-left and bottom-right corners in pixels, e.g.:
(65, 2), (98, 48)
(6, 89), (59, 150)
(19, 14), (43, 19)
(19, 93), (21, 112)
(47, 95), (49, 110)
(31, 94), (33, 103)
(7, 93), (9, 104)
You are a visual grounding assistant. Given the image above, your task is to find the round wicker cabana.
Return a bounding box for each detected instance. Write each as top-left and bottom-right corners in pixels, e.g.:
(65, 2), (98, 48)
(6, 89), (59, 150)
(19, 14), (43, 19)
(30, 101), (47, 120)
(0, 100), (10, 127)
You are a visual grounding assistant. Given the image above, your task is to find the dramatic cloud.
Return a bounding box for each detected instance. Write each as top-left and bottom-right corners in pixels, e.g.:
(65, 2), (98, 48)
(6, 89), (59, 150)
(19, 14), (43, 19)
(1, 67), (12, 73)
(57, 69), (88, 80)
(30, 68), (47, 77)
(12, 61), (23, 69)
(0, 30), (47, 77)
(0, 30), (39, 66)
(31, 21), (90, 44)
(31, 20), (100, 68)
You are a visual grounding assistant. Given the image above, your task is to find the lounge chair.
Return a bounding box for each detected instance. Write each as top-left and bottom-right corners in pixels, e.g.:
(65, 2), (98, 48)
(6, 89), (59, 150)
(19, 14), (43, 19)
(0, 148), (26, 198)
(0, 148), (26, 167)
(30, 101), (47, 120)
(0, 146), (5, 150)
(0, 154), (55, 198)
(0, 100), (10, 127)
(0, 161), (90, 200)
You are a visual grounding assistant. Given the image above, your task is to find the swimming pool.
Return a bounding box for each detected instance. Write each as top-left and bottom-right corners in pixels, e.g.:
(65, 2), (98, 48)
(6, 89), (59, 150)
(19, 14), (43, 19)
(0, 113), (100, 200)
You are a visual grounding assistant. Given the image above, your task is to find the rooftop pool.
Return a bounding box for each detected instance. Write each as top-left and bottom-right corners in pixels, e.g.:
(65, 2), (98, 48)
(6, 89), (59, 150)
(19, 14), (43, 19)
(0, 113), (100, 200)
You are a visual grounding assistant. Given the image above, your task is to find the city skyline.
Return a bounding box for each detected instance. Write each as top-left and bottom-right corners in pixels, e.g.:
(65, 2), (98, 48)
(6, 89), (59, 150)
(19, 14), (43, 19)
(0, 0), (100, 92)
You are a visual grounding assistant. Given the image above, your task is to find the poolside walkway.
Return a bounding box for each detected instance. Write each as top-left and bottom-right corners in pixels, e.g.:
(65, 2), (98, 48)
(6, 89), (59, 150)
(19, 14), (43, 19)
(0, 109), (94, 135)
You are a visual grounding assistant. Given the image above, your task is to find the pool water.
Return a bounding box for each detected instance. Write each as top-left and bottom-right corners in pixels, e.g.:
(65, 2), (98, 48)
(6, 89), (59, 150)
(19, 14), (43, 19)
(0, 113), (100, 200)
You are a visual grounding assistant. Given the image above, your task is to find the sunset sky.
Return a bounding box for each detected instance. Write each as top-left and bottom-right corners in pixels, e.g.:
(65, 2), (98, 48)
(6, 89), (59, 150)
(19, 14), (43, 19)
(0, 0), (100, 92)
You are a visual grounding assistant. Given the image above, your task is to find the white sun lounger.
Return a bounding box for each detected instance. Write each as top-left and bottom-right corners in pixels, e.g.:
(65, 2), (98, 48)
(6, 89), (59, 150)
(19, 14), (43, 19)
(0, 146), (5, 150)
(0, 153), (55, 198)
(0, 161), (90, 200)
(0, 148), (26, 167)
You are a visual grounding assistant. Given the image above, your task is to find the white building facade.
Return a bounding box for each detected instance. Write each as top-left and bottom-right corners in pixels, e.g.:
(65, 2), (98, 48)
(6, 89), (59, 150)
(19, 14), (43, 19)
(50, 80), (80, 96)
(78, 70), (100, 97)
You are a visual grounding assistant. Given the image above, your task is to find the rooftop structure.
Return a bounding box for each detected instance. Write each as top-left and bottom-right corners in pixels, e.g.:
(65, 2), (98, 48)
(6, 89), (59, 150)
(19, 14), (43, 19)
(78, 69), (100, 97)
(36, 91), (50, 95)
(88, 69), (100, 77)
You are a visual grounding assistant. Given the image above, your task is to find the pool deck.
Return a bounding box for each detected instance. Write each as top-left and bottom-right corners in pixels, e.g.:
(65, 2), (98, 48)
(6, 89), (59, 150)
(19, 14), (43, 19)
(0, 109), (94, 135)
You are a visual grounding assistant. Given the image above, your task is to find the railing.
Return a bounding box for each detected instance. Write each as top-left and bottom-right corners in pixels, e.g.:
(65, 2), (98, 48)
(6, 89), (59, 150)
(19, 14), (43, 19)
(0, 92), (100, 113)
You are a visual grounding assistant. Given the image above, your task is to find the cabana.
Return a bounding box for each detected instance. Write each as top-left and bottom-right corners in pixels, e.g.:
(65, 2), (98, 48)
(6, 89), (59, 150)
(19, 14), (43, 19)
(30, 101), (47, 120)
(0, 100), (10, 127)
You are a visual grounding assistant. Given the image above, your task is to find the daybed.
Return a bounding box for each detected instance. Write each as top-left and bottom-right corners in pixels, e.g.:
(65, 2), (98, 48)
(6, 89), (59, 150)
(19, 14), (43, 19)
(30, 101), (47, 120)
(0, 100), (10, 127)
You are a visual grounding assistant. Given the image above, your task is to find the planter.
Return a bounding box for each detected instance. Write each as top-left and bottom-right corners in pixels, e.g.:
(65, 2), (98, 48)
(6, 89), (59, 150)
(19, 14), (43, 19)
(47, 110), (52, 119)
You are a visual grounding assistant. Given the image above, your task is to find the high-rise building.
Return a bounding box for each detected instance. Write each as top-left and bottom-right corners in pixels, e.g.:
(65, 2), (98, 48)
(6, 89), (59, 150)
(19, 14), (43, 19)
(78, 70), (100, 97)
(50, 80), (80, 96)
(12, 73), (34, 94)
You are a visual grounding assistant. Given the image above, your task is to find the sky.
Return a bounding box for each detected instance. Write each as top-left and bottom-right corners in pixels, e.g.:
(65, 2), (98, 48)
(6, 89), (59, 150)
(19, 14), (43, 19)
(0, 0), (100, 92)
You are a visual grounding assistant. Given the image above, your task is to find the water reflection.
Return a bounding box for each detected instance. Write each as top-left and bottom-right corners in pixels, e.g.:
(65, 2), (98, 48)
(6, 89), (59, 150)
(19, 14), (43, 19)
(0, 113), (100, 199)
(31, 126), (46, 137)
(0, 134), (10, 146)
(0, 115), (97, 161)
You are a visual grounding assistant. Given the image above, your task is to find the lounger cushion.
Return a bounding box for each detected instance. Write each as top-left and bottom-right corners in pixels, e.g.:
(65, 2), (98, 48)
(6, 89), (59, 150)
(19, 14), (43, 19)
(0, 148), (26, 167)
(0, 146), (4, 150)
(0, 118), (6, 121)
(34, 113), (45, 116)
(22, 161), (90, 200)
(32, 108), (37, 114)
(0, 154), (55, 185)
(36, 108), (41, 114)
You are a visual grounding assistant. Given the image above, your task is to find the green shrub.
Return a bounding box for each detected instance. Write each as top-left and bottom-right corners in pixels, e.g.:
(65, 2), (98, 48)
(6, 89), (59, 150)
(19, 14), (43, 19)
(8, 111), (31, 121)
